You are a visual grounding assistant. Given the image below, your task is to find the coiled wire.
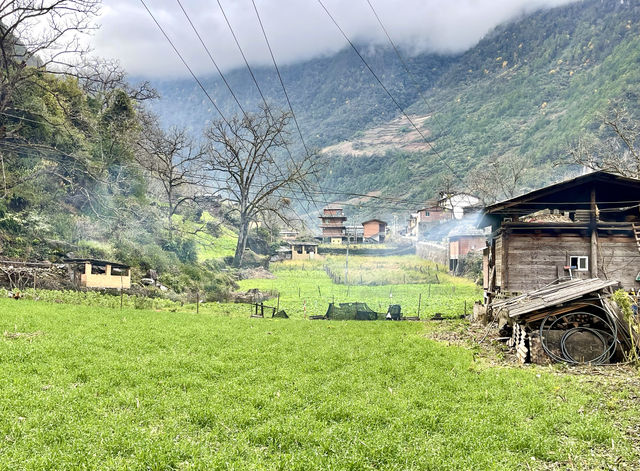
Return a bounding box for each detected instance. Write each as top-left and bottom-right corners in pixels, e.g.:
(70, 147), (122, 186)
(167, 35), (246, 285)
(539, 304), (618, 365)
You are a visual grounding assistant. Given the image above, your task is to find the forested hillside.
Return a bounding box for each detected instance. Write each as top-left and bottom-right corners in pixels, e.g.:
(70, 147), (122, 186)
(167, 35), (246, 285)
(150, 0), (640, 220)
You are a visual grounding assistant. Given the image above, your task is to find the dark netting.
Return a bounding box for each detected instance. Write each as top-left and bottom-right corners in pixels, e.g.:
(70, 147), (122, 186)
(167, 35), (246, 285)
(325, 302), (378, 320)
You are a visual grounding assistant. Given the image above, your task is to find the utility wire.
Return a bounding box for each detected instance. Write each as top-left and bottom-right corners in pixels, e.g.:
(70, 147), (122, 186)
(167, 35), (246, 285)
(215, 0), (326, 216)
(138, 0), (230, 127)
(175, 0), (247, 117)
(142, 0), (317, 229)
(364, 0), (448, 133)
(248, 0), (335, 218)
(250, 0), (310, 157)
(315, 0), (462, 182)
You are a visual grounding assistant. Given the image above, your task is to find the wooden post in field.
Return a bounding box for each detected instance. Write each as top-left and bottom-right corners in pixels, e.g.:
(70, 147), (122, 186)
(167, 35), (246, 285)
(428, 283), (431, 297)
(417, 293), (422, 318)
(298, 286), (301, 298)
(276, 293), (280, 313)
(120, 275), (124, 310)
(196, 291), (200, 314)
(317, 285), (321, 297)
(33, 271), (36, 292)
(464, 300), (467, 316)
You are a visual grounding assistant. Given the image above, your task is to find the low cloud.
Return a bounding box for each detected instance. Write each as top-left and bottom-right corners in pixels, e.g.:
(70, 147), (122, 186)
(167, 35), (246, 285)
(94, 0), (579, 77)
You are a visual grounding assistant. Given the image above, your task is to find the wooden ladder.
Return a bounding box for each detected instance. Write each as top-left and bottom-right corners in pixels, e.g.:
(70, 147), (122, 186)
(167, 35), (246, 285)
(634, 223), (640, 254)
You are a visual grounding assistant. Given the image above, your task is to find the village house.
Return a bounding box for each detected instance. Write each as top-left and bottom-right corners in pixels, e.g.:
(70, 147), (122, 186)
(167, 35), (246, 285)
(478, 171), (640, 300)
(439, 193), (482, 220)
(362, 219), (387, 243)
(407, 201), (450, 239)
(279, 229), (299, 241)
(67, 259), (131, 290)
(319, 206), (347, 243)
(345, 224), (364, 243)
(448, 230), (486, 272)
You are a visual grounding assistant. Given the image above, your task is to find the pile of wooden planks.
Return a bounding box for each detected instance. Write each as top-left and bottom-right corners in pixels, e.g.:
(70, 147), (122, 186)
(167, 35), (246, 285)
(507, 323), (529, 363)
(491, 278), (633, 365)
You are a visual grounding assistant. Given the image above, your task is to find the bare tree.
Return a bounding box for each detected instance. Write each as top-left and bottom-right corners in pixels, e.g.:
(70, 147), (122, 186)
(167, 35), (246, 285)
(569, 106), (640, 179)
(204, 106), (319, 267)
(0, 1), (100, 195)
(76, 57), (158, 110)
(0, 0), (100, 116)
(466, 153), (530, 205)
(136, 122), (206, 236)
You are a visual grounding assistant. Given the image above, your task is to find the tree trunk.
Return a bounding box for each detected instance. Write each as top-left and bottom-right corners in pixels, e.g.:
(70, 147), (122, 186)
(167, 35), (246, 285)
(0, 151), (6, 199)
(233, 219), (250, 267)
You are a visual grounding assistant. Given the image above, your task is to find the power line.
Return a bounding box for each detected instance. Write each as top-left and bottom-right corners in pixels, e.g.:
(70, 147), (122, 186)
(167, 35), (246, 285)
(250, 0), (310, 158)
(141, 0), (319, 228)
(138, 0), (230, 127)
(214, 0), (326, 214)
(315, 0), (462, 182)
(364, 0), (448, 133)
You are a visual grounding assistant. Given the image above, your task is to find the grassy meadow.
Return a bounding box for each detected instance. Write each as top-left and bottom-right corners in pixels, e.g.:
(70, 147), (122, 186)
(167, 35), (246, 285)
(0, 255), (638, 469)
(235, 256), (481, 319)
(1, 299), (639, 470)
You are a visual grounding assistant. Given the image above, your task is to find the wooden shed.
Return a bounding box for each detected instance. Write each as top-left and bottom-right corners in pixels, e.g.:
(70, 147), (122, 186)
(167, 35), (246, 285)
(66, 259), (131, 290)
(478, 171), (640, 299)
(289, 241), (319, 260)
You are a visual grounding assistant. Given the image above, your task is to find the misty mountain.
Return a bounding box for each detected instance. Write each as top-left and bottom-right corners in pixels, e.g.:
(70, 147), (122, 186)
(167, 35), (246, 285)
(148, 0), (640, 221)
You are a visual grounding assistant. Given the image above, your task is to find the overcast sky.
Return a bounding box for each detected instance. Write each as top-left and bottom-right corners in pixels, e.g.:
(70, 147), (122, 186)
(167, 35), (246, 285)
(93, 0), (579, 78)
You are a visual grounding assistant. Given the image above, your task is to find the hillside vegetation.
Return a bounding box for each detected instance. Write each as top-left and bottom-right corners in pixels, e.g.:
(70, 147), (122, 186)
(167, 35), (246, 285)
(150, 0), (640, 221)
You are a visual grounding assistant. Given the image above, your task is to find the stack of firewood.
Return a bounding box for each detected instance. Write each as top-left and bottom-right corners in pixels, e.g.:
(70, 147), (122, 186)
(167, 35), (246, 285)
(507, 323), (529, 363)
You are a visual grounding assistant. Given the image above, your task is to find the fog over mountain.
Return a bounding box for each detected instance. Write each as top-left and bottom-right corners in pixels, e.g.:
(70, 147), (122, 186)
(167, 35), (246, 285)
(95, 0), (579, 77)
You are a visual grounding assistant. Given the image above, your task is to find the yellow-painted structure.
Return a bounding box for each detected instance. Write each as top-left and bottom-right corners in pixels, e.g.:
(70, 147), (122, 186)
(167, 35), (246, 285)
(290, 242), (319, 260)
(78, 261), (131, 289)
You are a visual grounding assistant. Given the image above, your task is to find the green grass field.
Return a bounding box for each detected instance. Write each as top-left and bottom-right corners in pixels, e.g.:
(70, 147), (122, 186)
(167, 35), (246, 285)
(1, 299), (638, 470)
(235, 257), (481, 319)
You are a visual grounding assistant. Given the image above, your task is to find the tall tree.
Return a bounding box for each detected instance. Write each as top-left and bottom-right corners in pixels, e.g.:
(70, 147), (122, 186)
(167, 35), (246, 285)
(204, 106), (319, 267)
(136, 121), (205, 236)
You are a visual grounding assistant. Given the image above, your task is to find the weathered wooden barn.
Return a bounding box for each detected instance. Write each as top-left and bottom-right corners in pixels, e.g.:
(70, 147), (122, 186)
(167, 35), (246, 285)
(479, 171), (640, 299)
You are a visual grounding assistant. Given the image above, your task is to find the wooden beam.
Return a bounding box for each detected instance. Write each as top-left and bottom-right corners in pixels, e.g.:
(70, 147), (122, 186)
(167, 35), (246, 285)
(591, 187), (599, 278)
(501, 230), (509, 291)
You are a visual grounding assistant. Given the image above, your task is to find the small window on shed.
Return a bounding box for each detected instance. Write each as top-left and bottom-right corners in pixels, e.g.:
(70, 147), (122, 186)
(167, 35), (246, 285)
(569, 256), (588, 271)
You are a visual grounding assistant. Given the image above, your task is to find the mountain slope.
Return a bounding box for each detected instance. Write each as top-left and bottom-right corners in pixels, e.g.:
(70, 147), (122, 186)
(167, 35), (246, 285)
(149, 0), (640, 222)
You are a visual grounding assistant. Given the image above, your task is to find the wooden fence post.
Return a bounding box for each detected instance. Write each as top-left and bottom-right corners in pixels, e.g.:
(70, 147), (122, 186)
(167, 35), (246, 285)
(120, 275), (124, 311)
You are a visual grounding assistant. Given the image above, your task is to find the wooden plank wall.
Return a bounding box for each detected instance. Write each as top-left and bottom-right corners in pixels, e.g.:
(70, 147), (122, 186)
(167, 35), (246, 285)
(505, 233), (589, 292)
(502, 233), (639, 292)
(599, 236), (640, 288)
(495, 237), (503, 287)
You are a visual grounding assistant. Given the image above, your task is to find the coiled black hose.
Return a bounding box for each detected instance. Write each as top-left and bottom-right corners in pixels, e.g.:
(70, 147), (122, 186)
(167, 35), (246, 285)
(539, 304), (618, 365)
